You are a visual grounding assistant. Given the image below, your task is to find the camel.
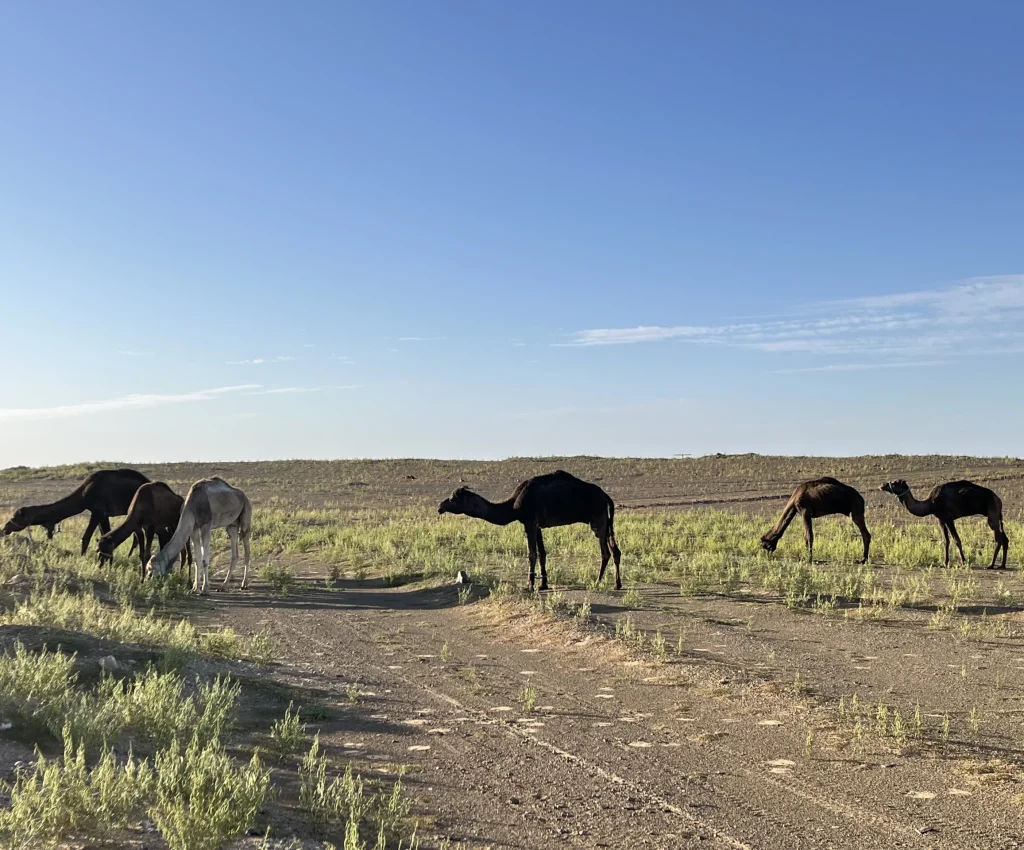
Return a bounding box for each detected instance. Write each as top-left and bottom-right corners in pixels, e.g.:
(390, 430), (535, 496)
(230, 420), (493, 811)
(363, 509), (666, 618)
(147, 477), (252, 594)
(881, 479), (1008, 569)
(438, 470), (622, 591)
(1, 468), (150, 556)
(761, 477), (871, 564)
(97, 482), (193, 576)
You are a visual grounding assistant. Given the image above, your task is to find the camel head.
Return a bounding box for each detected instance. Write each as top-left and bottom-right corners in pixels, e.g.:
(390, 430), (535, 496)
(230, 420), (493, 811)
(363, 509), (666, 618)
(96, 533), (115, 565)
(759, 534), (779, 554)
(438, 487), (472, 515)
(2, 509), (30, 536)
(880, 480), (910, 499)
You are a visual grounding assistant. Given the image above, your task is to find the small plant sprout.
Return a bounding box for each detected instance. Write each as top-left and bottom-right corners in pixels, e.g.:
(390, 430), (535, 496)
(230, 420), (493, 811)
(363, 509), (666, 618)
(652, 630), (668, 662)
(440, 642), (450, 663)
(269, 701), (307, 756)
(520, 686), (537, 713)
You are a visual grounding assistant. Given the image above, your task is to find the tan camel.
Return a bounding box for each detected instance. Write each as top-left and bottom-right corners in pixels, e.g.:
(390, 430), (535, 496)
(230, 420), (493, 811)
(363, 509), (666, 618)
(147, 477), (252, 593)
(881, 479), (1008, 568)
(761, 477), (871, 564)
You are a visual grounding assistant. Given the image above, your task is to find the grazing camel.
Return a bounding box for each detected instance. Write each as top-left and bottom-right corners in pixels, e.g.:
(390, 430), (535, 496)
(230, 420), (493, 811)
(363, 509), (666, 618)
(761, 477), (871, 564)
(147, 478), (252, 594)
(438, 470), (622, 591)
(1, 469), (150, 555)
(98, 482), (193, 575)
(881, 479), (1008, 569)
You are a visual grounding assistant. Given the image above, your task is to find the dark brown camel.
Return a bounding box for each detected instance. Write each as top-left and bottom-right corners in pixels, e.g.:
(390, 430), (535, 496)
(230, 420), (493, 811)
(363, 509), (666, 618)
(761, 477), (871, 564)
(97, 482), (193, 575)
(1, 468), (150, 556)
(438, 470), (622, 591)
(881, 479), (1008, 569)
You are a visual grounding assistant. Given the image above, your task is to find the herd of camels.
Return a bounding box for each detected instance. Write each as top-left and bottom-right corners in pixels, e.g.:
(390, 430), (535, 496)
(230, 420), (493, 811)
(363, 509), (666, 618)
(0, 467), (1011, 594)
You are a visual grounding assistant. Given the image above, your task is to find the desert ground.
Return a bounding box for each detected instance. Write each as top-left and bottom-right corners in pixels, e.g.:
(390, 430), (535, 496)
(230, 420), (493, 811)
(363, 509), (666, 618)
(1, 455), (1024, 849)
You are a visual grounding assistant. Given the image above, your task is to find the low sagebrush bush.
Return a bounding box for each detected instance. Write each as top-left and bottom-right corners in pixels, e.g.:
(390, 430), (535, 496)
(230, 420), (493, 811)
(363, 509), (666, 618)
(151, 734), (270, 850)
(0, 728), (155, 849)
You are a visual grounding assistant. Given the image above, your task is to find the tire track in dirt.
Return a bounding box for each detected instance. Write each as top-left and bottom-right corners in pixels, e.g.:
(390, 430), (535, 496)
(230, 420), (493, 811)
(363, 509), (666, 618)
(267, 609), (748, 849)
(215, 587), (987, 849)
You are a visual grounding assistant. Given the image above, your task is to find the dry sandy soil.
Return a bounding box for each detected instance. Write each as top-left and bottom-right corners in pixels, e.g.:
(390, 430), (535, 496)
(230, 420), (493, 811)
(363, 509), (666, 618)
(2, 455), (1024, 849)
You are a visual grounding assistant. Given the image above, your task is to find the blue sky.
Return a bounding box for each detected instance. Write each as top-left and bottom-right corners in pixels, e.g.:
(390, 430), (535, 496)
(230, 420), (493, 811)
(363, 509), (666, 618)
(2, 2), (1023, 465)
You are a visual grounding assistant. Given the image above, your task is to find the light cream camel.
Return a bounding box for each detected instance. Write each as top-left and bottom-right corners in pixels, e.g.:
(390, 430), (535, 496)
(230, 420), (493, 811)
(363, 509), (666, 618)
(146, 477), (252, 593)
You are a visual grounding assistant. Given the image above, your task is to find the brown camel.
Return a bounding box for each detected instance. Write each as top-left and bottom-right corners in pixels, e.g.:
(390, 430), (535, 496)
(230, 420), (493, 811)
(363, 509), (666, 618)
(881, 479), (1008, 569)
(761, 477), (871, 564)
(1, 468), (150, 556)
(438, 470), (622, 591)
(97, 482), (193, 575)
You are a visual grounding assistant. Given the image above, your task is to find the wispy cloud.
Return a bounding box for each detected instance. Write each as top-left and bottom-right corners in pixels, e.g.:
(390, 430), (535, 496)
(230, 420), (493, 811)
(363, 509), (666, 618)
(772, 360), (952, 374)
(227, 356), (295, 365)
(564, 275), (1024, 364)
(0, 386), (260, 422)
(398, 336), (446, 342)
(246, 385), (360, 395)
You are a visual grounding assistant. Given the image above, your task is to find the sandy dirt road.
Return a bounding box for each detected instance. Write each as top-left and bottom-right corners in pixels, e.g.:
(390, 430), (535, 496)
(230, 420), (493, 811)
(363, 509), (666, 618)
(207, 575), (1023, 850)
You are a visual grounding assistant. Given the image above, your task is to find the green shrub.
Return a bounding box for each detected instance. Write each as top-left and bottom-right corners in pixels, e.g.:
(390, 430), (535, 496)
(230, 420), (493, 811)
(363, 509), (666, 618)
(151, 734), (270, 850)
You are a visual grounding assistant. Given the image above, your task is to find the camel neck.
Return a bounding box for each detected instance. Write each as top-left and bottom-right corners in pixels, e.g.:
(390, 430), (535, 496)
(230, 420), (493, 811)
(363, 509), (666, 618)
(22, 492), (86, 527)
(899, 490), (933, 518)
(471, 496), (518, 526)
(103, 516), (139, 550)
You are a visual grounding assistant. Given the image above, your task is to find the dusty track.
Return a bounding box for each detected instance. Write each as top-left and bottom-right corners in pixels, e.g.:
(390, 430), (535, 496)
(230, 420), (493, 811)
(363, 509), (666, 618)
(207, 575), (1023, 850)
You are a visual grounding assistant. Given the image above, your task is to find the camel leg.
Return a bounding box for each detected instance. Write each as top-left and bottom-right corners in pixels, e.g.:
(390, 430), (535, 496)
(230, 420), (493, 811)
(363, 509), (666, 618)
(189, 527), (203, 592)
(224, 525), (239, 586)
(852, 510), (871, 564)
(240, 528), (251, 589)
(938, 521), (950, 567)
(610, 530), (622, 591)
(200, 525), (213, 594)
(138, 529), (152, 576)
(802, 512), (814, 563)
(598, 533), (612, 588)
(524, 524), (539, 590)
(535, 527), (549, 591)
(81, 513), (103, 555)
(987, 511), (1008, 569)
(947, 519), (967, 566)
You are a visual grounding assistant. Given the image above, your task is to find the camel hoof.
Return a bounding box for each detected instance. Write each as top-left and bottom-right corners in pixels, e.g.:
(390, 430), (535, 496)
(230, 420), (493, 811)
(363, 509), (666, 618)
(539, 584), (550, 592)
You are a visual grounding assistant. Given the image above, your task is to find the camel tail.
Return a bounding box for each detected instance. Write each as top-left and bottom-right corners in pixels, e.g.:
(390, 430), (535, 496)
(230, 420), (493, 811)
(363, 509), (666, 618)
(150, 507), (196, 575)
(606, 496), (617, 541)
